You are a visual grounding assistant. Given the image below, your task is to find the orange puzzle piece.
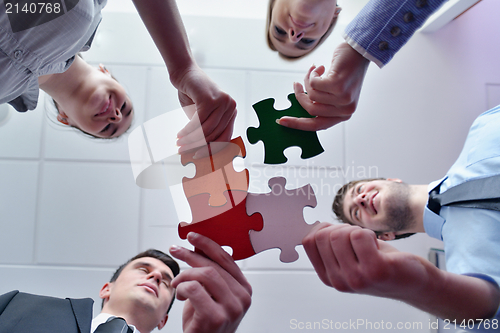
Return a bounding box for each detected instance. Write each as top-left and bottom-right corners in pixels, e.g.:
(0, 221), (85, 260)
(186, 188), (247, 224)
(181, 137), (249, 207)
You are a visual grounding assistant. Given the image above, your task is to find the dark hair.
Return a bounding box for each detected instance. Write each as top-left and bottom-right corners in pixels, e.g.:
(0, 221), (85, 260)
(332, 178), (415, 240)
(266, 0), (340, 60)
(102, 249), (180, 313)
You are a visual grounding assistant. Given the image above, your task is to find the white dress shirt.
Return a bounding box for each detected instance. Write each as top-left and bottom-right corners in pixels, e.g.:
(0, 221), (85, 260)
(91, 313), (139, 333)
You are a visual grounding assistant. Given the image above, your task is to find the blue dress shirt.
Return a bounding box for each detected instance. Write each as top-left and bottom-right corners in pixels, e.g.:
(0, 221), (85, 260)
(424, 105), (500, 327)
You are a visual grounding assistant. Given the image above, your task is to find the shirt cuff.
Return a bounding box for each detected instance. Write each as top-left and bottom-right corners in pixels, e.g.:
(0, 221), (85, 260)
(463, 273), (500, 321)
(343, 33), (385, 68)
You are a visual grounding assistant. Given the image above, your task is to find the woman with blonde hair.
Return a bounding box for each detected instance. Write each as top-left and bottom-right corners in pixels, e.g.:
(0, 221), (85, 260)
(267, 0), (342, 59)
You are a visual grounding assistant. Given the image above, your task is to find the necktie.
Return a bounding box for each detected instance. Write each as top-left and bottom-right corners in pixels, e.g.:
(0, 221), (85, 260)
(428, 174), (500, 215)
(94, 317), (134, 333)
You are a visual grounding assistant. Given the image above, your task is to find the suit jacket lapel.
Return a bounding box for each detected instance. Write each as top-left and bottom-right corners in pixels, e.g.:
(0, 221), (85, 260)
(0, 290), (19, 315)
(68, 297), (94, 333)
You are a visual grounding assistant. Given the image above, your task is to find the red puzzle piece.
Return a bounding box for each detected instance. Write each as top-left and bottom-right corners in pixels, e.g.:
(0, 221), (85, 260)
(181, 137), (249, 207)
(178, 190), (263, 260)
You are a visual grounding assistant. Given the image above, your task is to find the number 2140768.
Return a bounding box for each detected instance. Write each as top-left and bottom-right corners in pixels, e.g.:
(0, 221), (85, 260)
(5, 2), (61, 14)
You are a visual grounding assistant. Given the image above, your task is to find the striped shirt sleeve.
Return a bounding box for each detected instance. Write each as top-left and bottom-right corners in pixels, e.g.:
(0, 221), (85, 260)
(343, 0), (447, 67)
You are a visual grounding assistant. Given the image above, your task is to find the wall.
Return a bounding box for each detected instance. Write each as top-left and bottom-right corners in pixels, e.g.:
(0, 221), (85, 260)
(1, 0), (499, 332)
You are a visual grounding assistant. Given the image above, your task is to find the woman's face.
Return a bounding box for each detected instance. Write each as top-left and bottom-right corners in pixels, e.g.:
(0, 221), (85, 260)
(269, 0), (339, 58)
(58, 66), (134, 138)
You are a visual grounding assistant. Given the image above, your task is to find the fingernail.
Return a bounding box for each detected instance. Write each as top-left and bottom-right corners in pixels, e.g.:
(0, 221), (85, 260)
(169, 245), (181, 253)
(187, 232), (199, 240)
(275, 119), (281, 125)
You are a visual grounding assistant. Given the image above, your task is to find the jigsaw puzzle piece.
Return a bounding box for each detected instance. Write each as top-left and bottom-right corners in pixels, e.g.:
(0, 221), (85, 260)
(187, 190), (247, 224)
(246, 177), (319, 263)
(181, 137), (249, 206)
(246, 93), (324, 164)
(179, 190), (263, 260)
(128, 107), (202, 189)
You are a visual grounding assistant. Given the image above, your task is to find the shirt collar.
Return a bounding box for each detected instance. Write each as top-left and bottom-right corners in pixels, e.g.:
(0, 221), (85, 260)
(423, 179), (446, 240)
(91, 313), (139, 333)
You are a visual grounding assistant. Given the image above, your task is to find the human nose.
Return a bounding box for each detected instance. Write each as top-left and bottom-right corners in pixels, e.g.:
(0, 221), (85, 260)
(148, 270), (162, 286)
(288, 27), (304, 42)
(108, 108), (122, 123)
(354, 192), (367, 208)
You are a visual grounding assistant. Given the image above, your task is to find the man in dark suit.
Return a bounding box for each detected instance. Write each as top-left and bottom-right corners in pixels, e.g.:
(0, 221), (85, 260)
(0, 233), (252, 333)
(0, 290), (94, 333)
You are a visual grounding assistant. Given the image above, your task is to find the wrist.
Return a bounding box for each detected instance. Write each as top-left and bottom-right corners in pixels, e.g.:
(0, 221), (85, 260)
(333, 42), (370, 69)
(169, 58), (198, 89)
(342, 35), (383, 68)
(344, 41), (370, 67)
(383, 254), (442, 305)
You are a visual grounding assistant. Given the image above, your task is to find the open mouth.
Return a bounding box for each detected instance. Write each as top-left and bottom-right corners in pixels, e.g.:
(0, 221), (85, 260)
(370, 192), (378, 214)
(95, 96), (111, 117)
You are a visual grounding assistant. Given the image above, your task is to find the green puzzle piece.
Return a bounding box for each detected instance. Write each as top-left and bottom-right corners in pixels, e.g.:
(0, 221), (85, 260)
(247, 93), (324, 164)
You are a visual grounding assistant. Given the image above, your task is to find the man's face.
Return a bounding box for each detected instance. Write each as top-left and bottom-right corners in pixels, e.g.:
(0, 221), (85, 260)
(342, 179), (415, 235)
(100, 257), (175, 329)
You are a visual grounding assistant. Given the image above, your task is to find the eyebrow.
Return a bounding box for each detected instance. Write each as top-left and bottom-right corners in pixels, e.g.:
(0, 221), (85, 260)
(295, 42), (314, 51)
(97, 125), (114, 139)
(109, 126), (118, 137)
(271, 31), (315, 51)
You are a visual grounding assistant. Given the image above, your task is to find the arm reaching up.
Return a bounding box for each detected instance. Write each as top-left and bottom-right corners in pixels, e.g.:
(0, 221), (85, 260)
(132, 0), (237, 145)
(169, 233), (252, 333)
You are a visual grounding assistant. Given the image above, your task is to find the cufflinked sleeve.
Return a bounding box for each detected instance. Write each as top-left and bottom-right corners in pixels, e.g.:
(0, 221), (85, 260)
(344, 0), (447, 68)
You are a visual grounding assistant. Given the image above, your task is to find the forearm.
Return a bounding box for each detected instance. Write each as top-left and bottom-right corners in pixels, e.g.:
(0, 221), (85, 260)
(305, 225), (500, 325)
(398, 257), (500, 322)
(132, 0), (196, 87)
(344, 0), (447, 67)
